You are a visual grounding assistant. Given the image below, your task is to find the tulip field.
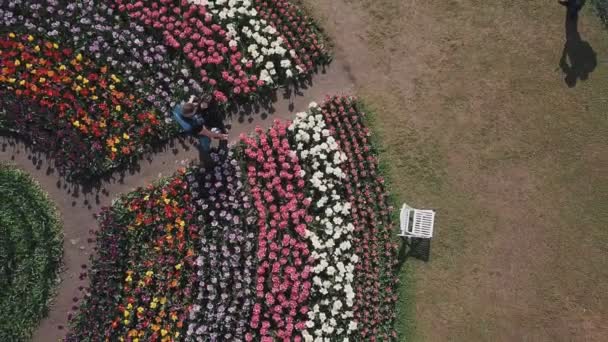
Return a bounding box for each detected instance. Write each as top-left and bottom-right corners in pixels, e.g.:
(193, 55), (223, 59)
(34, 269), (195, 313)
(0, 0), (330, 180)
(1, 1), (402, 341)
(65, 96), (400, 341)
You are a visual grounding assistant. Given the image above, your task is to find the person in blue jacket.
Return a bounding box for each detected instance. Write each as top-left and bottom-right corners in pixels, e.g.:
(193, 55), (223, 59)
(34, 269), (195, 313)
(179, 94), (228, 163)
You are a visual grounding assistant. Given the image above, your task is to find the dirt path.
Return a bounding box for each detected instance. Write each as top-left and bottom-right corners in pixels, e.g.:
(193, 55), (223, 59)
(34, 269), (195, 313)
(303, 0), (608, 341)
(0, 59), (353, 342)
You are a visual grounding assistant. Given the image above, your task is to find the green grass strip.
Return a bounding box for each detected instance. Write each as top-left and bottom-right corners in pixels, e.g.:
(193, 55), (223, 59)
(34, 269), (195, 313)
(357, 100), (417, 341)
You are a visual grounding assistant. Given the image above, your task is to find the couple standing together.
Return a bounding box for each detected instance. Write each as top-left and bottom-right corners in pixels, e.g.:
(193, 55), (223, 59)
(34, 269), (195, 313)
(176, 94), (228, 165)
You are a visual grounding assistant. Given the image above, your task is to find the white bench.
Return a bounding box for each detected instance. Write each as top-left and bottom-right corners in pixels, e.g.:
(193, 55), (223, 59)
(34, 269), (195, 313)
(399, 203), (435, 239)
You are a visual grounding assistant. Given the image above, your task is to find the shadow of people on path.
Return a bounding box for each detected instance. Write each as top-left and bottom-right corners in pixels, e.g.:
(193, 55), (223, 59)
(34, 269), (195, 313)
(559, 0), (597, 87)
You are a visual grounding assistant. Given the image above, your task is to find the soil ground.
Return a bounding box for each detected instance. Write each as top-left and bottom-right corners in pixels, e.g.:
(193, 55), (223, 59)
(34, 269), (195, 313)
(302, 0), (608, 341)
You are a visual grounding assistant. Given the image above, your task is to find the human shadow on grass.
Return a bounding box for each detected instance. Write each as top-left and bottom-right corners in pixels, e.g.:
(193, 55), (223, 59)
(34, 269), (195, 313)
(558, 0), (597, 87)
(397, 237), (431, 269)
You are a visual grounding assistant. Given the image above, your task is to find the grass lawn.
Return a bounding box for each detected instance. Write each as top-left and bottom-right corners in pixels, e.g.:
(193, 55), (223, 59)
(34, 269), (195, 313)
(0, 164), (63, 341)
(303, 0), (608, 340)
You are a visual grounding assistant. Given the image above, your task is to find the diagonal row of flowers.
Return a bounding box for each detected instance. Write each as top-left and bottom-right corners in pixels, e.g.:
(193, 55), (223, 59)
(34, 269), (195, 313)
(1, 0), (330, 110)
(0, 33), (165, 179)
(1, 0), (193, 111)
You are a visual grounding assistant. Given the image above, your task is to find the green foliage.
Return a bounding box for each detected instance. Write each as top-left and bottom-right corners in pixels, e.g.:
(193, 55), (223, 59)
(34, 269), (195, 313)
(592, 0), (608, 28)
(0, 164), (63, 341)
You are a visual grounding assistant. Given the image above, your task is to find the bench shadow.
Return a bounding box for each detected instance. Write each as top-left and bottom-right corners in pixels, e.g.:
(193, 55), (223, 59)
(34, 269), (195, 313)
(397, 237), (431, 269)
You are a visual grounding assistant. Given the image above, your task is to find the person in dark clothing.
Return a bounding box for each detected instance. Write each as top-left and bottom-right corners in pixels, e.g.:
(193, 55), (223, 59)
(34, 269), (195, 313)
(181, 94), (228, 163)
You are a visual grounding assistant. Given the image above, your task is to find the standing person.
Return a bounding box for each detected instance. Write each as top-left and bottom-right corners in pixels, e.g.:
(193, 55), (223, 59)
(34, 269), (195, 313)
(180, 94), (228, 164)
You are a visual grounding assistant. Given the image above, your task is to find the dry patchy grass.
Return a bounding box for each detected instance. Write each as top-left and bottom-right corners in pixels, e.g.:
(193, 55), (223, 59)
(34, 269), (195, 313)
(304, 0), (608, 340)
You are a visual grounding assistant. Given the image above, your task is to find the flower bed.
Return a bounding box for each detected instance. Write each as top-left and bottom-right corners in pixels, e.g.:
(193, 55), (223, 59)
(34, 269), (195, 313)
(240, 121), (314, 341)
(320, 96), (399, 340)
(0, 0), (330, 179)
(0, 163), (63, 341)
(68, 96), (399, 341)
(66, 170), (200, 341)
(288, 103), (359, 340)
(0, 34), (167, 179)
(186, 149), (259, 341)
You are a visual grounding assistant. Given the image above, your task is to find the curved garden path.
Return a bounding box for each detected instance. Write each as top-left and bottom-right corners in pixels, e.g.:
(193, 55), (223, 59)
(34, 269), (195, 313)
(0, 58), (354, 342)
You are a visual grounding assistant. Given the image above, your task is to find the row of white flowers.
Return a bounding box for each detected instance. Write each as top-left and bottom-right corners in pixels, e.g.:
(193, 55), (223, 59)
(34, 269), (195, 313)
(187, 0), (303, 83)
(289, 103), (359, 341)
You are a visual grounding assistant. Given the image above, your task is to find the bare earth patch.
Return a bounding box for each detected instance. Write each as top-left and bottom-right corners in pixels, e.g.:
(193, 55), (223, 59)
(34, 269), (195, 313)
(303, 0), (608, 340)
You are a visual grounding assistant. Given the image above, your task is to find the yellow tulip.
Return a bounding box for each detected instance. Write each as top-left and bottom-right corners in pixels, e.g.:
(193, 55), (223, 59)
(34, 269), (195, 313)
(8, 78), (16, 83)
(137, 307), (144, 313)
(123, 133), (130, 140)
(14, 59), (20, 66)
(123, 319), (129, 325)
(111, 147), (117, 153)
(159, 297), (167, 305)
(72, 121), (80, 128)
(150, 302), (157, 309)
(91, 95), (98, 100)
(9, 33), (15, 38)
(59, 65), (66, 71)
(175, 263), (182, 270)
(76, 53), (83, 61)
(39, 77), (46, 83)
(53, 43), (59, 49)
(19, 80), (25, 86)
(115, 105), (121, 111)
(76, 75), (82, 81)
(124, 310), (130, 318)
(127, 303), (133, 310)
(34, 45), (40, 52)
(146, 270), (154, 277)
(27, 35), (34, 42)
(161, 329), (168, 337)
(26, 63), (32, 69)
